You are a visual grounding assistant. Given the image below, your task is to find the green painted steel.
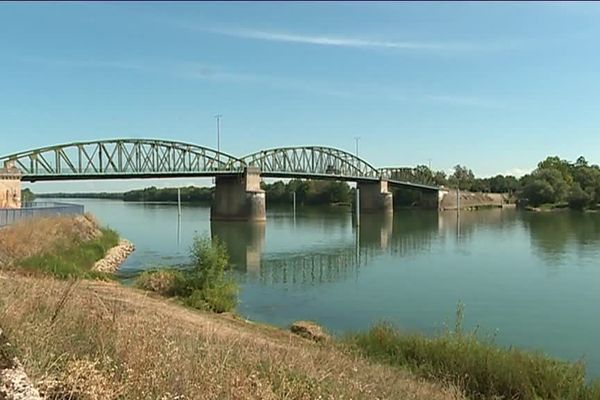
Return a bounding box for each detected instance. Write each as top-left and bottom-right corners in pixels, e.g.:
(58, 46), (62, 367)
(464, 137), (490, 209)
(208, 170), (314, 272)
(1, 139), (246, 182)
(0, 139), (440, 190)
(378, 167), (439, 189)
(240, 146), (380, 180)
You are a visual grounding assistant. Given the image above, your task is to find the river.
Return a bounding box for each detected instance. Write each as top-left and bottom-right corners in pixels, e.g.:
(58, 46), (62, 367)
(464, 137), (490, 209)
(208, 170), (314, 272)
(51, 198), (600, 377)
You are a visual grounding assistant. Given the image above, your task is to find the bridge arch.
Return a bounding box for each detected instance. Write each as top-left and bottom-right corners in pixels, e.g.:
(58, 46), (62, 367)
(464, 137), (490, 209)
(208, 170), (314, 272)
(240, 146), (380, 181)
(0, 139), (246, 181)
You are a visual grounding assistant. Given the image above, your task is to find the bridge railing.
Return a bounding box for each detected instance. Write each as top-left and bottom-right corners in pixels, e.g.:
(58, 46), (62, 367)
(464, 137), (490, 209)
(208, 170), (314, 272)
(0, 202), (84, 227)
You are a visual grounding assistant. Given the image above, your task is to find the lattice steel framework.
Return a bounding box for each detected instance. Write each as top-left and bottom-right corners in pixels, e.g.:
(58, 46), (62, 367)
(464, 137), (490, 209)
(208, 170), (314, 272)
(1, 139), (245, 181)
(241, 146), (380, 180)
(379, 167), (438, 187)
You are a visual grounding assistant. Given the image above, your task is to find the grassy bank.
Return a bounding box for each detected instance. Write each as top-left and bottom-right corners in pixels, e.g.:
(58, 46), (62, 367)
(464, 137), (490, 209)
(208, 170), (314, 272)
(19, 228), (118, 278)
(347, 320), (600, 400)
(0, 273), (462, 400)
(0, 214), (119, 279)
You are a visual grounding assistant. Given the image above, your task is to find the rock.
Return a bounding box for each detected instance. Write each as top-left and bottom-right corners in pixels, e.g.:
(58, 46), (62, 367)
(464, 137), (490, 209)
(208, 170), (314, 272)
(93, 239), (135, 273)
(0, 329), (42, 400)
(290, 321), (330, 343)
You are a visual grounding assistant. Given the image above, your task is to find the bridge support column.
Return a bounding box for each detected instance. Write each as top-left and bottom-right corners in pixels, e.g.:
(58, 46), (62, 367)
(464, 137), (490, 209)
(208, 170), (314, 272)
(358, 179), (393, 214)
(210, 166), (266, 222)
(419, 189), (445, 210)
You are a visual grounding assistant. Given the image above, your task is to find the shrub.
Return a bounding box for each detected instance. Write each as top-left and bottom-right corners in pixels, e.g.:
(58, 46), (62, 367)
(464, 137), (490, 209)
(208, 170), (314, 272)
(136, 235), (238, 313)
(135, 268), (186, 297)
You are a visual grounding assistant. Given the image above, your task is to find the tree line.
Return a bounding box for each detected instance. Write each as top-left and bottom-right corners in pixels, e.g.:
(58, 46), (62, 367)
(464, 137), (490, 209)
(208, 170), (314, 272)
(402, 155), (600, 209)
(24, 155), (600, 210)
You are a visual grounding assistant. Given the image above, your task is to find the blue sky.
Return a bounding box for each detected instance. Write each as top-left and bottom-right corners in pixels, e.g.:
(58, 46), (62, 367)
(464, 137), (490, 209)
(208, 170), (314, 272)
(2, 2), (600, 192)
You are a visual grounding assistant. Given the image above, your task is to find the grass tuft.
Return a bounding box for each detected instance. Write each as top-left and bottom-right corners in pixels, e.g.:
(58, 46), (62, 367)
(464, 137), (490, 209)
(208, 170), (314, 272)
(347, 308), (600, 400)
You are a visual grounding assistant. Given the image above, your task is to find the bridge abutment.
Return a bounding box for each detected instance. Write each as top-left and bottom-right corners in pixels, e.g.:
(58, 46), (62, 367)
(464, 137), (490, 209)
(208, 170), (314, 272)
(358, 179), (393, 214)
(0, 161), (22, 209)
(210, 166), (266, 222)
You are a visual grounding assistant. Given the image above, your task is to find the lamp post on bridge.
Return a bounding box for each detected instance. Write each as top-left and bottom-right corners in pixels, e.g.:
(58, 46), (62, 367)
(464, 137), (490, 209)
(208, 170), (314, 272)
(215, 114), (222, 166)
(354, 136), (360, 157)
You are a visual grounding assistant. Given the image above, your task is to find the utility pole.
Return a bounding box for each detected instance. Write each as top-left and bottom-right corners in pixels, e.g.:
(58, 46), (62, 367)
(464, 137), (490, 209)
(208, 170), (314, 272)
(215, 114), (222, 163)
(354, 136), (361, 157)
(428, 158), (432, 170)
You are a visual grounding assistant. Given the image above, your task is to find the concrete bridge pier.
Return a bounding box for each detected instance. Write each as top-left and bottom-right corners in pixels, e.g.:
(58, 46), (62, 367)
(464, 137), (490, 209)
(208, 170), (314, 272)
(210, 166), (266, 222)
(357, 179), (393, 214)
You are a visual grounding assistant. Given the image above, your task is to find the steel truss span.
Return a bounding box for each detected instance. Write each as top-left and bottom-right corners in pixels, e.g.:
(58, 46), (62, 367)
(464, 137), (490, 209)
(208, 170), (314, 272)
(0, 139), (440, 190)
(378, 167), (437, 187)
(0, 139), (246, 181)
(240, 146), (380, 181)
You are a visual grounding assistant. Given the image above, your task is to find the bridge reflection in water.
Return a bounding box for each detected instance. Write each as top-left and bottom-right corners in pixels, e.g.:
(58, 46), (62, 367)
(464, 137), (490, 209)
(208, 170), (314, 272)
(209, 210), (493, 286)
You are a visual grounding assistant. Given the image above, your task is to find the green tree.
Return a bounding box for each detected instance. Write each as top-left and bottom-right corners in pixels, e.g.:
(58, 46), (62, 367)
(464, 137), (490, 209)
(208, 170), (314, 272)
(523, 179), (555, 206)
(449, 165), (475, 190)
(568, 184), (593, 210)
(536, 168), (569, 203)
(537, 156), (574, 185)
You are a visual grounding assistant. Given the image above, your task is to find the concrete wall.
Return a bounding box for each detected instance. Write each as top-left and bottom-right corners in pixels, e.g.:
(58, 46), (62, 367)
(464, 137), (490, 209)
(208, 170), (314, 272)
(0, 163), (22, 209)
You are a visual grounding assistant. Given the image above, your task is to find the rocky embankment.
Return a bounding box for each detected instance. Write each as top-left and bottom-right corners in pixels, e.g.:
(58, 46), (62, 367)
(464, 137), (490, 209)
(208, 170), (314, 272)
(0, 329), (41, 400)
(93, 239), (135, 273)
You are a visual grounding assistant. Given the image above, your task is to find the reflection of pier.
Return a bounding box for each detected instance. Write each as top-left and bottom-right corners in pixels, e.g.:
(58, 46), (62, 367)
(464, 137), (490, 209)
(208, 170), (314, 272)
(210, 221), (266, 277)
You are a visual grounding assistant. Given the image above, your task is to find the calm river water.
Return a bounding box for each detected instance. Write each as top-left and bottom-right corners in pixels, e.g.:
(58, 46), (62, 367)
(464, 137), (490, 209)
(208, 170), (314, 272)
(53, 198), (600, 377)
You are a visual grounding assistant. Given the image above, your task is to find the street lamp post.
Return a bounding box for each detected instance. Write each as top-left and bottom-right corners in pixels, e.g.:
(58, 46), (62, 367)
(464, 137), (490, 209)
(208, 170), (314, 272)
(215, 114), (222, 164)
(354, 136), (361, 157)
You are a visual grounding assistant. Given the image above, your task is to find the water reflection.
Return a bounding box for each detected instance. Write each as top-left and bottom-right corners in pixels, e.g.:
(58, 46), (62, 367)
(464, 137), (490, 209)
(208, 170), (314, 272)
(359, 212), (393, 250)
(522, 211), (600, 266)
(211, 208), (600, 287)
(210, 221), (266, 277)
(390, 210), (439, 256)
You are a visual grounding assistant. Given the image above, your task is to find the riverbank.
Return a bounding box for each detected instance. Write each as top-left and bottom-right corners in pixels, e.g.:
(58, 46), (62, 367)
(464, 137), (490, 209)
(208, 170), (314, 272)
(0, 215), (460, 399)
(0, 272), (462, 400)
(2, 213), (600, 399)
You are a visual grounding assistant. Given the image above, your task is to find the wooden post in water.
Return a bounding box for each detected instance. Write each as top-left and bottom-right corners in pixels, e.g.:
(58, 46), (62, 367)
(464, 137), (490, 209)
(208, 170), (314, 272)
(177, 188), (182, 217)
(292, 191), (296, 216)
(355, 187), (360, 227)
(456, 187), (460, 213)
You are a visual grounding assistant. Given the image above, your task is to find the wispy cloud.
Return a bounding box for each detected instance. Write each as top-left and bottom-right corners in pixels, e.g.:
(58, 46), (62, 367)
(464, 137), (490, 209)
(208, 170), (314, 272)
(423, 94), (501, 108)
(16, 56), (499, 107)
(194, 26), (479, 52)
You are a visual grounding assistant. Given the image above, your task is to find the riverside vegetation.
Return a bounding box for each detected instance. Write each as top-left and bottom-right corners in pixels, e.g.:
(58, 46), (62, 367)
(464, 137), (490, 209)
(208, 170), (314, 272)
(136, 235), (238, 313)
(1, 215), (600, 399)
(34, 155), (600, 210)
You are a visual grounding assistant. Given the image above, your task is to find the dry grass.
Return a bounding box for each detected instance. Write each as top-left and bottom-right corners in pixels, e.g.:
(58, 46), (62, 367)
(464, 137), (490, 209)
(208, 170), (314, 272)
(0, 273), (463, 400)
(0, 213), (102, 267)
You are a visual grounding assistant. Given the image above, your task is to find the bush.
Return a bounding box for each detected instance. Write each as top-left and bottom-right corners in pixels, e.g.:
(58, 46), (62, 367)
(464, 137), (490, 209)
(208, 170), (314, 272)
(348, 314), (600, 400)
(136, 268), (186, 297)
(136, 235), (238, 313)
